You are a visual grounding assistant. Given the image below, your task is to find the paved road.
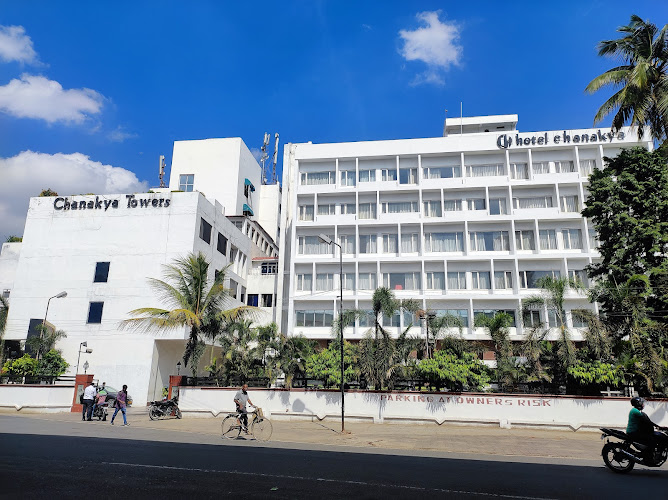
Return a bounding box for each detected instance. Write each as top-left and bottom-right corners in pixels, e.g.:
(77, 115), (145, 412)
(0, 416), (666, 499)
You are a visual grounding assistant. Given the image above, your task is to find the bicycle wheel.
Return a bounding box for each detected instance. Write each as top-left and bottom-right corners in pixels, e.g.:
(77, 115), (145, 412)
(221, 415), (241, 439)
(251, 417), (273, 442)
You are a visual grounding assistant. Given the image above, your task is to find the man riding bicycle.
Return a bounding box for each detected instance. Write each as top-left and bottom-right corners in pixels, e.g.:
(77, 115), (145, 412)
(234, 384), (254, 432)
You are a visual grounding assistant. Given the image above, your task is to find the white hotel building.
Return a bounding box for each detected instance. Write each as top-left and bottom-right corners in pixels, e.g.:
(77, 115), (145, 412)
(277, 115), (652, 344)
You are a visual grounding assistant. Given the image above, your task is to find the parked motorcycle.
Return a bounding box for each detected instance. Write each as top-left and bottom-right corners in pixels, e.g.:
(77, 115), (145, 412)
(600, 427), (668, 473)
(92, 401), (109, 421)
(148, 396), (182, 420)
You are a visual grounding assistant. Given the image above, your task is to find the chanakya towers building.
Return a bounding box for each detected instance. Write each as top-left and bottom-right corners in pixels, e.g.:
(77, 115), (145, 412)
(277, 114), (652, 345)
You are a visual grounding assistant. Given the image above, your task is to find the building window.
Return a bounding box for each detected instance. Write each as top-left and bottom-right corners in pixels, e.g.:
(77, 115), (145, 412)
(579, 159), (595, 176)
(467, 164), (504, 177)
(539, 229), (558, 250)
(515, 230), (535, 250)
(555, 160), (576, 173)
(340, 170), (356, 187)
(510, 163), (529, 179)
(447, 271), (467, 290)
(423, 200), (442, 217)
(425, 232), (463, 252)
(217, 233), (228, 255)
(489, 198), (507, 215)
(568, 269), (588, 286)
(340, 203), (356, 215)
(560, 195), (579, 212)
(87, 302), (104, 324)
(381, 168), (397, 182)
(295, 310), (334, 327)
(475, 309), (516, 327)
(381, 201), (418, 214)
(359, 235), (377, 253)
(359, 169), (376, 182)
(316, 273), (335, 291)
(401, 233), (419, 253)
(2, 289), (10, 299)
(443, 199), (462, 212)
(423, 166), (460, 179)
(261, 294), (273, 307)
(588, 228), (599, 249)
(296, 273), (313, 291)
(467, 198), (486, 211)
(247, 294), (259, 306)
(469, 231), (510, 251)
(298, 236), (333, 255)
(382, 272), (421, 291)
(199, 218), (212, 244)
(532, 162), (550, 174)
(494, 271), (513, 289)
(562, 229), (583, 249)
(358, 203), (377, 219)
(358, 310), (375, 327)
(339, 235), (355, 254)
(94, 262), (110, 283)
(298, 205), (314, 221)
(513, 196), (553, 209)
(547, 309), (563, 328)
(343, 273), (355, 291)
(300, 171), (335, 185)
(471, 271), (491, 289)
(399, 168), (418, 184)
(382, 234), (398, 253)
(523, 310), (541, 328)
(571, 310), (588, 328)
(358, 273), (377, 290)
(261, 263), (277, 274)
(179, 174), (194, 192)
(426, 272), (445, 290)
(435, 309), (469, 327)
(317, 204), (336, 216)
(520, 270), (560, 289)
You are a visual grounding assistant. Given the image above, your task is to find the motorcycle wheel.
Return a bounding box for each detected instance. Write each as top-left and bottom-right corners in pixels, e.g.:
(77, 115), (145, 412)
(602, 442), (635, 473)
(148, 406), (160, 421)
(175, 408), (182, 419)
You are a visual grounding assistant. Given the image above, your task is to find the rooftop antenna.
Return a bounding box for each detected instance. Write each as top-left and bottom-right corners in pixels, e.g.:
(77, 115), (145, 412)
(271, 133), (280, 184)
(158, 155), (166, 188)
(260, 133), (270, 184)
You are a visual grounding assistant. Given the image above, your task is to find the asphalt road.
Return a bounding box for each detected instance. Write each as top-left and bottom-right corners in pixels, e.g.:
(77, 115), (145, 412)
(0, 416), (666, 499)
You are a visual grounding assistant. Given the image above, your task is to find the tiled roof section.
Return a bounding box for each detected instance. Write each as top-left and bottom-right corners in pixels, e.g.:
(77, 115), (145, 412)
(252, 256), (278, 261)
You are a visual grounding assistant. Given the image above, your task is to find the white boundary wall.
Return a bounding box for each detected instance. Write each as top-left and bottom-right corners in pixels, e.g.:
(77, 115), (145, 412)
(0, 385), (74, 412)
(179, 387), (668, 431)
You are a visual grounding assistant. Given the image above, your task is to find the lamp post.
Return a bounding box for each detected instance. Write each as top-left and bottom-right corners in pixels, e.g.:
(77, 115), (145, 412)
(40, 291), (67, 360)
(318, 233), (345, 433)
(177, 361), (181, 375)
(76, 342), (93, 374)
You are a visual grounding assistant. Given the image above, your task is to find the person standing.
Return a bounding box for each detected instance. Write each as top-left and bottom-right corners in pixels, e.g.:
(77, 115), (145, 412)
(111, 384), (129, 426)
(82, 381), (97, 421)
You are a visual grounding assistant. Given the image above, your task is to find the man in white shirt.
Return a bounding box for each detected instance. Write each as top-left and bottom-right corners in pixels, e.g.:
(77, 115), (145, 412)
(83, 381), (97, 421)
(234, 384), (254, 431)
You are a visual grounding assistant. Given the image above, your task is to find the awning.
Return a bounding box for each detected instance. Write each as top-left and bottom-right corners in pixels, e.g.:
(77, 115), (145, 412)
(243, 203), (254, 216)
(244, 178), (256, 192)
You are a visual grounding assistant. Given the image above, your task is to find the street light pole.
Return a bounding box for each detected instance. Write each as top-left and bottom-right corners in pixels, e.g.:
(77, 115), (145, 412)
(41, 291), (67, 360)
(76, 342), (93, 374)
(318, 233), (345, 433)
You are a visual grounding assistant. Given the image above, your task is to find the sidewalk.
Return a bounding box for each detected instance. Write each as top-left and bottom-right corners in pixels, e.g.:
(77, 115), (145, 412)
(3, 409), (604, 461)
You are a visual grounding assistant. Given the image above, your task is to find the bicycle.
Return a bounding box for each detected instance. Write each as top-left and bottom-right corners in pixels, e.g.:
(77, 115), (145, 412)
(221, 406), (273, 441)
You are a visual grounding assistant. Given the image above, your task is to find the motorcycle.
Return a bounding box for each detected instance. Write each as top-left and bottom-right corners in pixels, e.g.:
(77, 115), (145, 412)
(92, 401), (109, 421)
(148, 396), (182, 420)
(600, 427), (668, 473)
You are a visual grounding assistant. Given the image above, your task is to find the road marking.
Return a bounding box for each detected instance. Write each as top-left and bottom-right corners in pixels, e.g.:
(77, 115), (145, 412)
(102, 461), (555, 500)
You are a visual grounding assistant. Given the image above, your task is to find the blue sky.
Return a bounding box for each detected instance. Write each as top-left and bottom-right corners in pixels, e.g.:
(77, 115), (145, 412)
(0, 1), (666, 239)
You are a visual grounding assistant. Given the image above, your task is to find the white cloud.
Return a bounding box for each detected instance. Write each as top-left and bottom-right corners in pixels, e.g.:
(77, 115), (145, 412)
(0, 25), (39, 64)
(0, 74), (104, 124)
(108, 125), (138, 142)
(0, 151), (148, 240)
(399, 11), (462, 86)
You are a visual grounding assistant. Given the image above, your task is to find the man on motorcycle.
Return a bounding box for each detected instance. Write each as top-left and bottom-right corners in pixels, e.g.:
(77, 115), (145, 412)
(234, 384), (254, 432)
(627, 396), (668, 459)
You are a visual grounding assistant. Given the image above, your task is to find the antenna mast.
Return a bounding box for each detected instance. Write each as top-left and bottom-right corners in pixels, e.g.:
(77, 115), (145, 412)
(158, 155), (166, 187)
(260, 133), (270, 184)
(271, 133), (280, 184)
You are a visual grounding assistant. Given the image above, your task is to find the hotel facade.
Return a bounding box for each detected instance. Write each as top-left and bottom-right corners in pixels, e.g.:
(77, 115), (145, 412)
(276, 115), (652, 344)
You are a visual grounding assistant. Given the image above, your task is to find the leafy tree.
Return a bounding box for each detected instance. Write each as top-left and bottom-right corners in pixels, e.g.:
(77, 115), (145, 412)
(304, 341), (358, 388)
(568, 360), (624, 392)
(39, 188), (58, 197)
(25, 326), (67, 360)
(474, 312), (515, 388)
(120, 253), (249, 370)
(416, 350), (490, 391)
(271, 333), (316, 388)
(217, 318), (261, 383)
(2, 354), (38, 377)
(36, 349), (69, 377)
(5, 236), (22, 243)
(585, 15), (668, 142)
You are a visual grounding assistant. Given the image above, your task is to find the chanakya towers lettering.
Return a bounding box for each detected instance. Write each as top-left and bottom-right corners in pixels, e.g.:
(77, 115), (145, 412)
(53, 195), (171, 211)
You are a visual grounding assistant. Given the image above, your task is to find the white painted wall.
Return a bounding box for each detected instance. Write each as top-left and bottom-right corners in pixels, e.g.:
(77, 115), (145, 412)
(0, 384), (74, 412)
(257, 183), (281, 242)
(0, 242), (21, 298)
(178, 387), (668, 431)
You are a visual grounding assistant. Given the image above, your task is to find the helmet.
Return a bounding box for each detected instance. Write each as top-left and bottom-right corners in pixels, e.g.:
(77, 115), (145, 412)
(631, 396), (645, 409)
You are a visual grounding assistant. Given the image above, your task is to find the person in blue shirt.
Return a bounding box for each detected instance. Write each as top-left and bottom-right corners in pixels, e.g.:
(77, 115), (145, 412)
(626, 397), (668, 459)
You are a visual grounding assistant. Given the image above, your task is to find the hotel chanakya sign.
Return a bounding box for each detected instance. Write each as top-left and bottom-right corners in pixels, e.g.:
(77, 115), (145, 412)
(497, 129), (626, 149)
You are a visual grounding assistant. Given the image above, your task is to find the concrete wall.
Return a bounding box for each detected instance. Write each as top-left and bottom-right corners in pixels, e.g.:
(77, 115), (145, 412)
(0, 242), (21, 297)
(178, 387), (668, 431)
(0, 384), (74, 412)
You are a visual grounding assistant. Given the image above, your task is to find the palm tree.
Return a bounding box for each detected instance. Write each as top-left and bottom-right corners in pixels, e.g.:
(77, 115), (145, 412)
(523, 276), (584, 376)
(120, 252), (247, 371)
(25, 326), (67, 360)
(474, 312), (515, 388)
(272, 334), (316, 388)
(585, 15), (668, 142)
(217, 318), (260, 383)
